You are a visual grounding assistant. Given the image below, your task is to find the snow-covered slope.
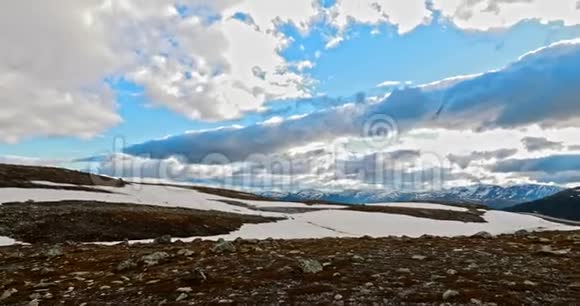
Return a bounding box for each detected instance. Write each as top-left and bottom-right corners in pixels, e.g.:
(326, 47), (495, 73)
(202, 209), (574, 241)
(1, 181), (577, 246)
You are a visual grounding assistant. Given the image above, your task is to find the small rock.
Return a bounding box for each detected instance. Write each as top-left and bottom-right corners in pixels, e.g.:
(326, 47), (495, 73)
(412, 255), (427, 261)
(1, 288), (17, 301)
(359, 288), (372, 295)
(212, 238), (236, 254)
(176, 293), (188, 302)
(352, 255), (364, 262)
(334, 294), (343, 300)
(397, 268), (411, 274)
(29, 293), (42, 300)
(116, 259), (138, 272)
(536, 245), (571, 256)
(184, 268), (208, 284)
(569, 282), (580, 288)
(100, 285), (111, 290)
(34, 281), (56, 289)
(29, 299), (39, 306)
(514, 229), (529, 237)
(524, 280), (538, 287)
(472, 231), (493, 239)
(470, 298), (483, 304)
(218, 299), (234, 304)
(177, 287), (193, 293)
(44, 245), (63, 258)
(154, 235), (172, 245)
(141, 252), (170, 266)
(442, 289), (460, 300)
(446, 269), (458, 275)
(177, 249), (195, 257)
(40, 267), (55, 275)
(299, 259), (323, 274)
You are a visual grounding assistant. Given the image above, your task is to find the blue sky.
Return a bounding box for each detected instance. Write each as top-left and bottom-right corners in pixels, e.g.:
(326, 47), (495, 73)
(2, 0), (580, 191)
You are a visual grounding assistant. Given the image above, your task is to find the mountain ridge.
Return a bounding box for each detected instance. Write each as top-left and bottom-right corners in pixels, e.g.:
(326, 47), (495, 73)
(259, 184), (564, 209)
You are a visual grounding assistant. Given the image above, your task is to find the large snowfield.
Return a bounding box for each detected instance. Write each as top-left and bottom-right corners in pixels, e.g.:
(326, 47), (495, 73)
(0, 182), (577, 246)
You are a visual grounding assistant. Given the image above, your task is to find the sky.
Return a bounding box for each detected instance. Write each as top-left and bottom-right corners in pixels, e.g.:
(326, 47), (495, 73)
(1, 0), (580, 192)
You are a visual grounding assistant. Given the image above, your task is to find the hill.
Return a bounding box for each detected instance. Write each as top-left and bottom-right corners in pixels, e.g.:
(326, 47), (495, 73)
(505, 187), (580, 221)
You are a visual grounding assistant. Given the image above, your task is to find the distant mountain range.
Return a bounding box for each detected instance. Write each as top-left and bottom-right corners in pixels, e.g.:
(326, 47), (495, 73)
(260, 184), (564, 209)
(505, 187), (580, 221)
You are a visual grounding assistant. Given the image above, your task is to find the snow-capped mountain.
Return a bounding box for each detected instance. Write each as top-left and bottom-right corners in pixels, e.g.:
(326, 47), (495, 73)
(259, 184), (564, 209)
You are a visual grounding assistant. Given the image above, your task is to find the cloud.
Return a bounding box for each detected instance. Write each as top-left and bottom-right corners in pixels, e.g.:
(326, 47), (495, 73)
(376, 80), (403, 88)
(522, 136), (564, 152)
(0, 1), (122, 143)
(322, 0), (432, 47)
(326, 0), (433, 34)
(447, 149), (518, 169)
(530, 170), (580, 185)
(0, 155), (68, 167)
(432, 0), (580, 30)
(112, 2), (312, 121)
(125, 104), (364, 163)
(0, 0), (318, 143)
(125, 39), (580, 164)
(491, 154), (580, 173)
(94, 147), (455, 191)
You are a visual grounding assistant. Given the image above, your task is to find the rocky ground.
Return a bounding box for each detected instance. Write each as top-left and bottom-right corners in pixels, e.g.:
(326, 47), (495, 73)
(1, 230), (579, 305)
(0, 201), (280, 244)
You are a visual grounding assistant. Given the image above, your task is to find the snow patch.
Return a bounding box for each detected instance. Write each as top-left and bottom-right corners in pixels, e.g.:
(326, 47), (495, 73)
(371, 202), (469, 212)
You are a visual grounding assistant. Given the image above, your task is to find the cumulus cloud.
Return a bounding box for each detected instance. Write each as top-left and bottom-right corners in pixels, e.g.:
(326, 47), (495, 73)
(104, 1), (312, 121)
(522, 136), (564, 152)
(322, 0), (432, 47)
(0, 1), (122, 143)
(447, 149), (518, 169)
(326, 0), (432, 34)
(0, 0), (316, 142)
(432, 0), (580, 30)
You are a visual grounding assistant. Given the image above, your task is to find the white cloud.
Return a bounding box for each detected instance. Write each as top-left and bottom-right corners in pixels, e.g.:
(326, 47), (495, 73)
(322, 0), (432, 48)
(223, 0), (322, 34)
(376, 80), (402, 87)
(432, 0), (580, 30)
(325, 36), (345, 49)
(327, 0), (432, 34)
(0, 1), (122, 143)
(0, 0), (315, 142)
(0, 155), (68, 167)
